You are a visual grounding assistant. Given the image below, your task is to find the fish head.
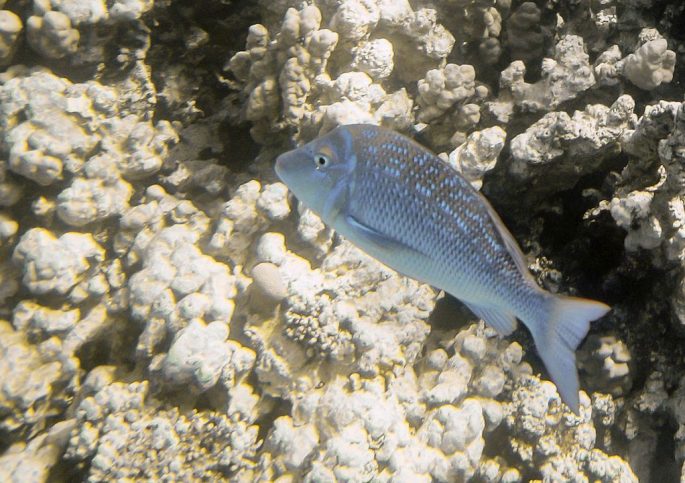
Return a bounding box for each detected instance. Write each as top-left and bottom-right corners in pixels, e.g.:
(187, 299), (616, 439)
(275, 125), (356, 218)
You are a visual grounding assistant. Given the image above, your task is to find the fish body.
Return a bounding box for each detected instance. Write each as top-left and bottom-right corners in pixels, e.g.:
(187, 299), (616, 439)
(275, 123), (610, 413)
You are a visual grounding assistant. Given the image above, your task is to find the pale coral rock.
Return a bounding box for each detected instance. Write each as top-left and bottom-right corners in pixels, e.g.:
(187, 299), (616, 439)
(108, 0), (154, 21)
(255, 232), (287, 265)
(12, 300), (79, 337)
(43, 0), (108, 25)
(351, 38), (394, 79)
(622, 38), (676, 90)
(0, 66), (167, 223)
(0, 320), (79, 440)
(506, 375), (637, 482)
(0, 419), (76, 483)
(228, 5), (339, 142)
(594, 45), (623, 86)
(330, 0), (380, 42)
(65, 381), (259, 480)
(407, 8), (454, 61)
(373, 87), (414, 130)
(116, 184), (211, 268)
(578, 334), (633, 397)
(161, 320), (232, 392)
(509, 95), (636, 195)
(296, 207), (334, 257)
(448, 126), (507, 190)
(56, 175), (133, 227)
(0, 210), (17, 244)
(244, 239), (435, 397)
(418, 399), (485, 481)
(26, 11), (79, 59)
(609, 190), (662, 250)
(229, 0), (453, 141)
(613, 101), (685, 265)
(330, 72), (386, 106)
(127, 222), (236, 326)
(505, 1), (544, 64)
(249, 262), (288, 311)
(255, 320), (529, 482)
(320, 99), (376, 132)
(0, 10), (22, 66)
(255, 182), (290, 221)
(163, 122), (227, 194)
(12, 228), (104, 296)
(0, 164), (22, 207)
(209, 180), (290, 265)
(417, 63), (477, 123)
(111, 118), (178, 180)
(377, 0), (412, 28)
(62, 305), (114, 354)
(116, 188), (240, 361)
(498, 35), (595, 113)
(376, 5), (455, 82)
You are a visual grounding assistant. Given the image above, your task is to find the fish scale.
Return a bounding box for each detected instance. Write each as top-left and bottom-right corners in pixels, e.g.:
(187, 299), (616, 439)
(275, 123), (610, 413)
(349, 125), (520, 302)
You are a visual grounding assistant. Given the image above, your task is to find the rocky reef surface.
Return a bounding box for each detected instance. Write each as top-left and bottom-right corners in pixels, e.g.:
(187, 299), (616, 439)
(0, 0), (684, 481)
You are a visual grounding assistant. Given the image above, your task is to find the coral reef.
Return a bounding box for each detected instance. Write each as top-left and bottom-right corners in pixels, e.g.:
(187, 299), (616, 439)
(1, 0), (684, 481)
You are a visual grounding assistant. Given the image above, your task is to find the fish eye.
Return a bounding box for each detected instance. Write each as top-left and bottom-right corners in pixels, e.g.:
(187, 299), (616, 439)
(315, 153), (330, 168)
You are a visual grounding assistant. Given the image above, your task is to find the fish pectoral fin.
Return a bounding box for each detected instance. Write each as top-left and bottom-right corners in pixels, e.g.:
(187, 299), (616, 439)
(345, 214), (417, 254)
(463, 301), (518, 336)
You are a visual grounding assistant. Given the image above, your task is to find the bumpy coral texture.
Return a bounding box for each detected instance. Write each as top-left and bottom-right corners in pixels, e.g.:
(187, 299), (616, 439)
(1, 0), (684, 481)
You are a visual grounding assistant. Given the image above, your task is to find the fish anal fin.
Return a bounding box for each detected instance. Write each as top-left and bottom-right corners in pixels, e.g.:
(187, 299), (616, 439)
(463, 301), (518, 336)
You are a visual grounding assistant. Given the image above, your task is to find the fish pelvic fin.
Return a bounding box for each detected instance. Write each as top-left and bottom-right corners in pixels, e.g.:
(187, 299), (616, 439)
(530, 295), (610, 414)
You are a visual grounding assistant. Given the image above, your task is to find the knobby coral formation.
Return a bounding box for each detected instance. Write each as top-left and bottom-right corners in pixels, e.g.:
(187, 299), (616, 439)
(0, 0), (683, 481)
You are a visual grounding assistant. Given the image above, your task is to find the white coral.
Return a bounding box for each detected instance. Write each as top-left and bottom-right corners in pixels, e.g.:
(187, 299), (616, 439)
(13, 228), (104, 297)
(0, 10), (22, 65)
(417, 63), (476, 123)
(351, 38), (394, 80)
(498, 35), (595, 113)
(27, 11), (79, 59)
(505, 375), (637, 482)
(448, 126), (507, 189)
(622, 38), (675, 90)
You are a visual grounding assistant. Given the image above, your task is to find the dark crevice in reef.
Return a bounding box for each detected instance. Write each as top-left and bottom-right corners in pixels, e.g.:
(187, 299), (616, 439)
(146, 0), (261, 123)
(217, 121), (262, 172)
(536, 166), (628, 298)
(481, 152), (685, 417)
(428, 293), (473, 332)
(48, 458), (90, 483)
(652, 419), (680, 482)
(254, 394), (292, 446)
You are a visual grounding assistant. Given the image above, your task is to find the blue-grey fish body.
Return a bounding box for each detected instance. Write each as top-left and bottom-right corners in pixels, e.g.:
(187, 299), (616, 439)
(275, 124), (609, 413)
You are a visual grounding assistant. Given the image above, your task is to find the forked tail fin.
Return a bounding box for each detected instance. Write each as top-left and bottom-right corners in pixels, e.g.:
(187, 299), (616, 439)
(530, 295), (610, 414)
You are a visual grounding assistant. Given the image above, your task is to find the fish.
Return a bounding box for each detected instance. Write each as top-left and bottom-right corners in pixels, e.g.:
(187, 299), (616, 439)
(274, 123), (610, 413)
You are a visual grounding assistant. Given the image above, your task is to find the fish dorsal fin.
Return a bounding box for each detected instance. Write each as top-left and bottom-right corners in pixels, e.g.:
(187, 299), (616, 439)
(480, 195), (530, 276)
(463, 301), (518, 336)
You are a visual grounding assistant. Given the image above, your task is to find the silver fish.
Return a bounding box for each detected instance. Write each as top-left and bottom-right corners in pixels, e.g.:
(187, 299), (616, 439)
(275, 123), (610, 413)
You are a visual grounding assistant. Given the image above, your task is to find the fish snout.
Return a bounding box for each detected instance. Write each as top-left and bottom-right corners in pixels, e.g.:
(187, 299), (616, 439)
(275, 149), (308, 184)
